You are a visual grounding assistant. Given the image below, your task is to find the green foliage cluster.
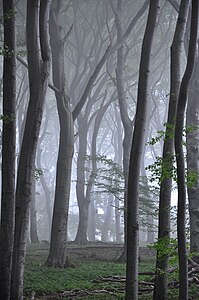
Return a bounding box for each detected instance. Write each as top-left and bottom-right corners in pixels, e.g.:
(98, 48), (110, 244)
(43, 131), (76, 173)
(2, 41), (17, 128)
(146, 154), (177, 184)
(0, 114), (15, 123)
(87, 155), (158, 228)
(149, 236), (178, 260)
(0, 45), (26, 57)
(0, 45), (15, 57)
(147, 123), (199, 187)
(93, 155), (124, 199)
(186, 170), (199, 188)
(146, 155), (198, 188)
(148, 123), (175, 146)
(34, 168), (43, 181)
(3, 9), (16, 21)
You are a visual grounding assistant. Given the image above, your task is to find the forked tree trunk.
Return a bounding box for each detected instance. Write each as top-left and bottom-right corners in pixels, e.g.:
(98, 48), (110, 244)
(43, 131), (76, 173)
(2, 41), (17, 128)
(175, 2), (198, 299)
(10, 1), (51, 299)
(45, 0), (74, 267)
(153, 1), (190, 299)
(0, 1), (16, 299)
(125, 1), (160, 299)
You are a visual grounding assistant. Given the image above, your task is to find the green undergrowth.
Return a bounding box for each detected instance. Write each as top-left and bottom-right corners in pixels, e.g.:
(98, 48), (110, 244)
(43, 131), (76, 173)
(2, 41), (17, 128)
(24, 261), (125, 292)
(23, 244), (199, 299)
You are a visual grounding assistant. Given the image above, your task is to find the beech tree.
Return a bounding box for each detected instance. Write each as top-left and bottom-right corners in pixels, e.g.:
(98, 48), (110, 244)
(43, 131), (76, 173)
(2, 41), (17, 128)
(45, 0), (74, 268)
(175, 1), (198, 298)
(108, 0), (149, 262)
(10, 1), (52, 299)
(153, 1), (190, 299)
(0, 1), (16, 299)
(186, 56), (199, 258)
(125, 1), (160, 299)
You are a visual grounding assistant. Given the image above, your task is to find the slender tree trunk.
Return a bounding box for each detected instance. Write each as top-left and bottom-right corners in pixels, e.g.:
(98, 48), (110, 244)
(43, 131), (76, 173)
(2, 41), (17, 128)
(87, 99), (112, 242)
(175, 2), (198, 299)
(45, 0), (74, 267)
(88, 199), (96, 242)
(0, 1), (16, 298)
(74, 118), (88, 244)
(125, 2), (160, 299)
(153, 1), (190, 299)
(146, 215), (155, 243)
(115, 197), (122, 243)
(30, 177), (39, 243)
(186, 62), (199, 259)
(101, 195), (113, 242)
(11, 1), (51, 299)
(114, 0), (134, 262)
(37, 147), (52, 239)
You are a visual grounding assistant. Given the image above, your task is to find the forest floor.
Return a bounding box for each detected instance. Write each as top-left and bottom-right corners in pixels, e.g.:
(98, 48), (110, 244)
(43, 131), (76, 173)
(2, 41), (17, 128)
(24, 242), (199, 300)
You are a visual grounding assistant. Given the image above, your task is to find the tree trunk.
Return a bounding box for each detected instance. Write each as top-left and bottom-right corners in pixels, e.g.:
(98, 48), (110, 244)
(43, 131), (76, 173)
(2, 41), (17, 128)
(0, 1), (16, 298)
(153, 1), (190, 299)
(186, 63), (199, 258)
(88, 199), (96, 242)
(10, 1), (51, 299)
(175, 2), (198, 299)
(45, 0), (74, 267)
(37, 147), (52, 239)
(30, 177), (39, 243)
(87, 98), (113, 242)
(115, 197), (122, 243)
(75, 201), (90, 244)
(146, 214), (155, 244)
(74, 117), (88, 244)
(114, 0), (134, 262)
(101, 195), (113, 242)
(125, 1), (160, 299)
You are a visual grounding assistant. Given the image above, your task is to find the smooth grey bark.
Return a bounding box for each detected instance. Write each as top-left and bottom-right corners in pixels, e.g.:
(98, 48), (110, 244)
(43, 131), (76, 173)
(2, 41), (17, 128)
(30, 177), (39, 243)
(140, 164), (155, 244)
(10, 1), (51, 299)
(174, 2), (198, 299)
(88, 199), (96, 241)
(45, 0), (74, 267)
(112, 0), (151, 262)
(74, 115), (88, 244)
(101, 194), (113, 242)
(114, 197), (122, 243)
(0, 1), (16, 298)
(186, 60), (199, 258)
(37, 148), (52, 239)
(114, 106), (123, 243)
(153, 1), (190, 299)
(146, 215), (155, 243)
(125, 1), (160, 299)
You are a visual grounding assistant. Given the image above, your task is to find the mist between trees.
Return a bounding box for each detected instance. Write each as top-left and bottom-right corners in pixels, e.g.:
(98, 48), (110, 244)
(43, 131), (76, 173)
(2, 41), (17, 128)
(0, 0), (199, 300)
